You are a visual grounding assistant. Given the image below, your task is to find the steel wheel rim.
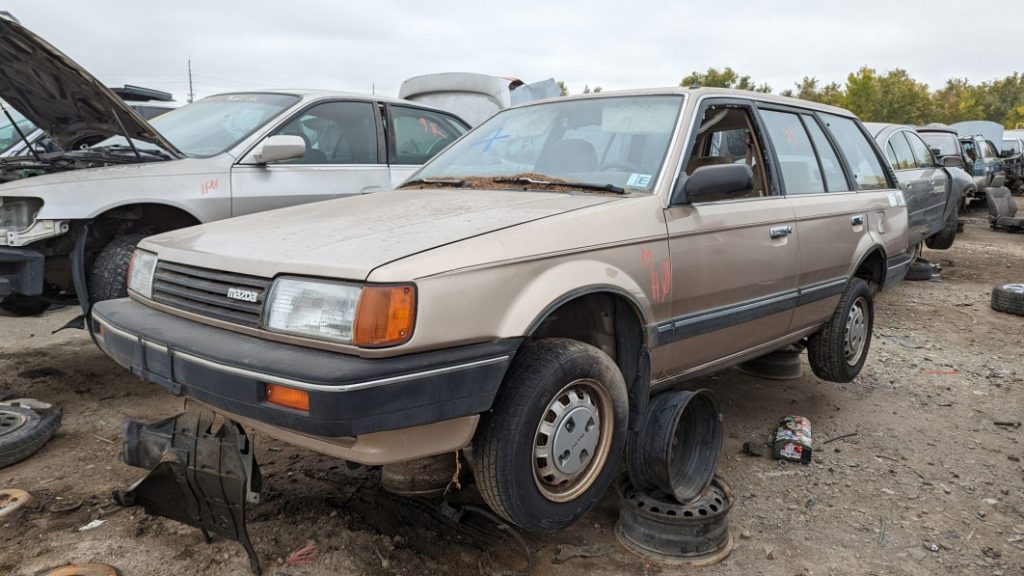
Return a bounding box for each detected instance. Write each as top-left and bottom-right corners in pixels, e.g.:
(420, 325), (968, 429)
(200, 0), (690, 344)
(0, 409), (28, 438)
(533, 378), (614, 503)
(844, 296), (868, 365)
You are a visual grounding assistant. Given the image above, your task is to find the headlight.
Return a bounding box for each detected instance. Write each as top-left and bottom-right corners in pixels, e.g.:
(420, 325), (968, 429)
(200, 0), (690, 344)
(264, 277), (415, 347)
(127, 249), (158, 298)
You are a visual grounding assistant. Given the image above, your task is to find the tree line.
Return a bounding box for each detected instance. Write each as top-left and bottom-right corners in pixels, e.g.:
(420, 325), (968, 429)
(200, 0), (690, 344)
(561, 67), (1024, 128)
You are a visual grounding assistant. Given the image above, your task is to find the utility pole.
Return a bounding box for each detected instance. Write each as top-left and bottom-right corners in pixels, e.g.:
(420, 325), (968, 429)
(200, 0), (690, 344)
(187, 58), (195, 103)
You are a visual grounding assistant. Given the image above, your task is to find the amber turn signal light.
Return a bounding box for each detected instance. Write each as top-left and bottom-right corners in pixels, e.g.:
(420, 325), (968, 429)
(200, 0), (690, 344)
(265, 383), (310, 412)
(353, 284), (416, 347)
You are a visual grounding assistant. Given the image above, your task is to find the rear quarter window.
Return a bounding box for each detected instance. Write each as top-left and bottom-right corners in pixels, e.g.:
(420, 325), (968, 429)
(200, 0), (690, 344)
(820, 114), (889, 191)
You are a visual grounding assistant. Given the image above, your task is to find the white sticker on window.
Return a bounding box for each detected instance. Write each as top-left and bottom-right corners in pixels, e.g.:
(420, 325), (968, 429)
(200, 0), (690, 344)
(627, 173), (652, 187)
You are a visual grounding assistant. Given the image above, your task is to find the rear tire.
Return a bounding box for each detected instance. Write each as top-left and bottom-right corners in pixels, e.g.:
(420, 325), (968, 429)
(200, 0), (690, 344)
(473, 338), (628, 532)
(925, 206), (958, 250)
(807, 278), (873, 383)
(88, 234), (147, 304)
(0, 296), (50, 316)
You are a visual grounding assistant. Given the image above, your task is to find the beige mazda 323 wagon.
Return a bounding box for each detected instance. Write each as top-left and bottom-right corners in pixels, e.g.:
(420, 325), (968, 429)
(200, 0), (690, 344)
(92, 88), (910, 532)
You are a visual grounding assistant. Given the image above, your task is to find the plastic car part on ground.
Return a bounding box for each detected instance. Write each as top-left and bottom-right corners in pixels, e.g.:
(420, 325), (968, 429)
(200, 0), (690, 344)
(627, 389), (723, 503)
(991, 284), (1024, 316)
(114, 405), (262, 574)
(615, 475), (734, 566)
(0, 487), (32, 516)
(0, 400), (62, 468)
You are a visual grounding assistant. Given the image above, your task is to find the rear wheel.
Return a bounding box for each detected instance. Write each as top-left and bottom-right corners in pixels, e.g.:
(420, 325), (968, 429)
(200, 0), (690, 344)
(0, 296), (50, 316)
(88, 234), (147, 304)
(473, 338), (628, 532)
(807, 278), (873, 383)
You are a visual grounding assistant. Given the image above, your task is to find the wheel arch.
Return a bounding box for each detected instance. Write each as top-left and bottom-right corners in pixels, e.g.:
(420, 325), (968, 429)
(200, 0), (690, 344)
(853, 245), (887, 290)
(523, 285), (653, 432)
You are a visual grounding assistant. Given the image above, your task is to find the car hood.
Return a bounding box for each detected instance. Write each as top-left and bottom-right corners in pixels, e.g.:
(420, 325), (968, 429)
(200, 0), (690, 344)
(144, 189), (622, 281)
(0, 16), (181, 155)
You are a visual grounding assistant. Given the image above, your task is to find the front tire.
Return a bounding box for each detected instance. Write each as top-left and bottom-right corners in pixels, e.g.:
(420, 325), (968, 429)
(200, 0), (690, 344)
(807, 278), (873, 383)
(473, 338), (628, 532)
(88, 234), (147, 304)
(925, 206), (959, 250)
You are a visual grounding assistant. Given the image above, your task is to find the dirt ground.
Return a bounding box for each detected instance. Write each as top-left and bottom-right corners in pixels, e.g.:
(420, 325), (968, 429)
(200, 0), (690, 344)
(1, 203), (1022, 576)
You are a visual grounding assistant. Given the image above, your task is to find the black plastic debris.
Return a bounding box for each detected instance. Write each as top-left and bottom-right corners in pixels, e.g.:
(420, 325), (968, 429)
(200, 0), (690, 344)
(114, 405), (263, 574)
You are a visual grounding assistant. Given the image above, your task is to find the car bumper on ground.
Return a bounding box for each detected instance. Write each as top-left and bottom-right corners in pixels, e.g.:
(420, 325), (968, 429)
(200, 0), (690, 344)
(0, 247), (44, 298)
(91, 298), (519, 451)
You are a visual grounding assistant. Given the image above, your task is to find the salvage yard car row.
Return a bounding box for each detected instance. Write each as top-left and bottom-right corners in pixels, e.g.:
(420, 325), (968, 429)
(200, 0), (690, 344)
(2, 7), (1020, 559)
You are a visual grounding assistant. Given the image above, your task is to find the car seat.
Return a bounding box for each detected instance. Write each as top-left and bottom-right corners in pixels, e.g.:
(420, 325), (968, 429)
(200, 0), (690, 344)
(537, 139), (598, 174)
(985, 187), (1024, 231)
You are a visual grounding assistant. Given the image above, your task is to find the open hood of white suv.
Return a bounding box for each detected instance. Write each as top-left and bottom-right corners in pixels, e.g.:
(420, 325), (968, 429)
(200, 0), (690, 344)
(0, 15), (181, 155)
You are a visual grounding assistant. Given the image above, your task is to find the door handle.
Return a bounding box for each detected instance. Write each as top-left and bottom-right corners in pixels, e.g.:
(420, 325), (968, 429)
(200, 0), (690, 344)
(769, 225), (793, 239)
(851, 215), (865, 226)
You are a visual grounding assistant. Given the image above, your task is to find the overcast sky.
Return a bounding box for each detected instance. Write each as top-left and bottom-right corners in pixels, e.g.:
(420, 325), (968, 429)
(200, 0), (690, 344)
(5, 1), (1018, 102)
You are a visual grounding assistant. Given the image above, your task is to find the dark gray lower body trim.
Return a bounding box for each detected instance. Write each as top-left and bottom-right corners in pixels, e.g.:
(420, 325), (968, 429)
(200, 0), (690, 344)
(651, 277), (848, 347)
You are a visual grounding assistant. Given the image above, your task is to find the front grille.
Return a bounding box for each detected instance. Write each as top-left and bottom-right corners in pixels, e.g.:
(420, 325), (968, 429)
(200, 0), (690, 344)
(151, 261), (271, 327)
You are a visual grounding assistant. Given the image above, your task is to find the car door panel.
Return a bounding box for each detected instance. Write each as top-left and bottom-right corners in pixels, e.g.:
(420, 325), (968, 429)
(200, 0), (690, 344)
(230, 100), (390, 217)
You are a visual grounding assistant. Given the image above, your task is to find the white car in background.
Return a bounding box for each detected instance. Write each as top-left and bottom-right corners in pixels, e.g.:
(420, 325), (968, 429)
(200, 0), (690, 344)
(0, 15), (469, 316)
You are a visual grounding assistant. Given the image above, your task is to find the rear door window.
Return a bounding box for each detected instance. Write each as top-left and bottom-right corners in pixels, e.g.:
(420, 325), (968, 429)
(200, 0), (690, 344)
(802, 116), (849, 192)
(760, 110), (825, 195)
(887, 132), (917, 170)
(820, 114), (889, 190)
(905, 131), (937, 168)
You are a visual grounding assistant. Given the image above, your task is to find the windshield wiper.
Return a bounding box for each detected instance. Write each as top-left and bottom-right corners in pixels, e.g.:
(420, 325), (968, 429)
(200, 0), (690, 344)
(493, 176), (627, 194)
(399, 177), (467, 188)
(92, 144), (172, 160)
(0, 102), (42, 163)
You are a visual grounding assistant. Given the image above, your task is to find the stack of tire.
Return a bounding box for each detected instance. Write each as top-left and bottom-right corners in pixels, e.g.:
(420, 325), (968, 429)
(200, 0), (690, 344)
(616, 389), (733, 566)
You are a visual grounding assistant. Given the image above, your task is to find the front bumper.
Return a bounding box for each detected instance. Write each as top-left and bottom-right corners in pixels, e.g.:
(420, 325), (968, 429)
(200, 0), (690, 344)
(0, 247), (44, 298)
(92, 298), (519, 438)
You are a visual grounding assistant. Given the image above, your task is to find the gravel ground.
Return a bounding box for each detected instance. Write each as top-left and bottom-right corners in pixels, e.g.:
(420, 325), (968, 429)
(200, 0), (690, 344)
(1, 203), (1022, 576)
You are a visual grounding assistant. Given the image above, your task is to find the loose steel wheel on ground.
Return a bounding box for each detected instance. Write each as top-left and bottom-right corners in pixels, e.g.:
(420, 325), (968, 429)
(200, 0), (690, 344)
(615, 475), (734, 566)
(43, 563), (121, 576)
(626, 389), (722, 503)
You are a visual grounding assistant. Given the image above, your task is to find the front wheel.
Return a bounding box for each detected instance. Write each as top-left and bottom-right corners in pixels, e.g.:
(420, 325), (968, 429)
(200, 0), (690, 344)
(473, 338), (628, 532)
(925, 205), (959, 250)
(88, 234), (148, 304)
(807, 278), (873, 383)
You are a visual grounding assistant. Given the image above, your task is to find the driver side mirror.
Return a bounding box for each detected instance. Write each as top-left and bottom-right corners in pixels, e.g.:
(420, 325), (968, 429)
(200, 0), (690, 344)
(942, 155), (965, 169)
(251, 135), (306, 164)
(672, 163), (754, 204)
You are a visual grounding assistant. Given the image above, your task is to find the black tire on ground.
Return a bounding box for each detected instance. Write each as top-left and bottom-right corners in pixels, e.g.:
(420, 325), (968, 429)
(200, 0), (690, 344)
(0, 296), (50, 316)
(807, 278), (873, 383)
(0, 404), (62, 469)
(904, 259), (935, 282)
(88, 234), (148, 304)
(473, 338), (629, 533)
(925, 206), (959, 250)
(991, 284), (1024, 316)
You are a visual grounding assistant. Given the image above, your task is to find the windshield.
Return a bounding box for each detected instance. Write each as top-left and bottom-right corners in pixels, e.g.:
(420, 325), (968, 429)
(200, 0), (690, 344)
(94, 93), (299, 157)
(409, 95), (684, 193)
(0, 107), (37, 155)
(920, 132), (959, 157)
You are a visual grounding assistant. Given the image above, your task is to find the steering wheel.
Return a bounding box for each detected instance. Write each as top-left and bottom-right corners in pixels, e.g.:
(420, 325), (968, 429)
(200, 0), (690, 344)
(426, 139), (450, 157)
(597, 160), (641, 172)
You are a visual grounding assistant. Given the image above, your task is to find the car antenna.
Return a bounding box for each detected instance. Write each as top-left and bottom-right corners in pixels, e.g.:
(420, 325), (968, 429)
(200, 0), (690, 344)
(110, 107), (143, 161)
(0, 101), (43, 162)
